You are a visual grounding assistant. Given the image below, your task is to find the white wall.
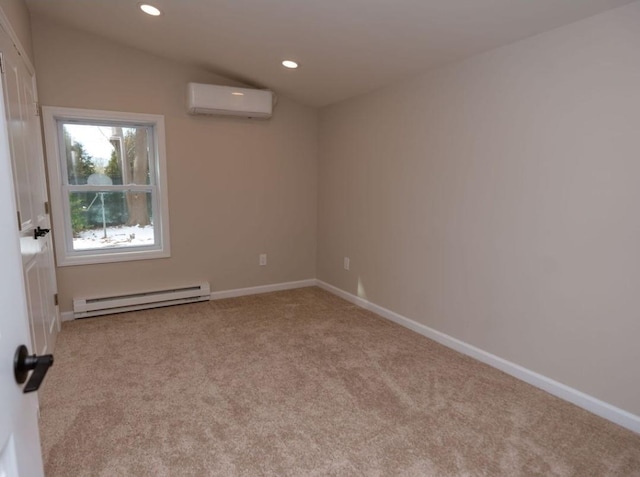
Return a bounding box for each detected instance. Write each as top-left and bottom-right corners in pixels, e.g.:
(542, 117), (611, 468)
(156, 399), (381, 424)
(30, 15), (318, 312)
(318, 2), (640, 416)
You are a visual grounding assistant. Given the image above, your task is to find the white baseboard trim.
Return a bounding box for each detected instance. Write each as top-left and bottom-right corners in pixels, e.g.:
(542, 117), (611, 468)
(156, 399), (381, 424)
(316, 280), (640, 435)
(210, 279), (317, 300)
(60, 311), (75, 322)
(59, 279), (317, 319)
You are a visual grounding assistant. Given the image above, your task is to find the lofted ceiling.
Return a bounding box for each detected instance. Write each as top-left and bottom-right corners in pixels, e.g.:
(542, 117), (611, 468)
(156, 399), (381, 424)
(25, 0), (635, 107)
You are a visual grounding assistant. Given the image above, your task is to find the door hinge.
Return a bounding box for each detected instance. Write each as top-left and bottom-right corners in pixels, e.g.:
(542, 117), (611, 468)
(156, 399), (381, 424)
(34, 102), (40, 117)
(54, 294), (58, 306)
(44, 201), (49, 214)
(17, 210), (21, 230)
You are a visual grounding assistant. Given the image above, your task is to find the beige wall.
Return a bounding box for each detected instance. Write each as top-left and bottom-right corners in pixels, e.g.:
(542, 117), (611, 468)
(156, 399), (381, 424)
(0, 0), (34, 63)
(30, 15), (318, 312)
(318, 2), (640, 416)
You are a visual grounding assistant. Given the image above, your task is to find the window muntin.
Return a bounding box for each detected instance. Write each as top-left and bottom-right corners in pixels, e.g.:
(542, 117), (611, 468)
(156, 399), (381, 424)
(43, 108), (170, 266)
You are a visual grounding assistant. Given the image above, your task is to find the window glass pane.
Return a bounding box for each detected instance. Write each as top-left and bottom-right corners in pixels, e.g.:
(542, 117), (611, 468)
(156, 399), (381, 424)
(69, 190), (155, 251)
(63, 124), (152, 185)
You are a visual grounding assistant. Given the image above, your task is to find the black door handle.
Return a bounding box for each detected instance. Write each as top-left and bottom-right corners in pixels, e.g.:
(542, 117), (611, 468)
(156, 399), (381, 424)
(14, 345), (54, 393)
(33, 226), (50, 239)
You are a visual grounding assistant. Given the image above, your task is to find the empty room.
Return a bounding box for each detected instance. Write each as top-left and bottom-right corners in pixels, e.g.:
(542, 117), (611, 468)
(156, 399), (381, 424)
(1, 0), (639, 475)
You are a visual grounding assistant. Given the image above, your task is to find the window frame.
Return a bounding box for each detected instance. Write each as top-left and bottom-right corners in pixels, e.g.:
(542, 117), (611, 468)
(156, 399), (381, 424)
(42, 107), (171, 266)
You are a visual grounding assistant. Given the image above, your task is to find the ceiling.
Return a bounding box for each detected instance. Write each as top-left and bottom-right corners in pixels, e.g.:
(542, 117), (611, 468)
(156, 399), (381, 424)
(25, 0), (635, 107)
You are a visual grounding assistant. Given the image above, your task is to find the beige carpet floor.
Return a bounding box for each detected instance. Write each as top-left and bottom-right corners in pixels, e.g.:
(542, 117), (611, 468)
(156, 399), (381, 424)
(39, 287), (640, 476)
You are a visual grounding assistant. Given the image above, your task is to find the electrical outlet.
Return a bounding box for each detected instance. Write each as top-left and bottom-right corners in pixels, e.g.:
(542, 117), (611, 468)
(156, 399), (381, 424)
(259, 253), (267, 266)
(343, 257), (350, 270)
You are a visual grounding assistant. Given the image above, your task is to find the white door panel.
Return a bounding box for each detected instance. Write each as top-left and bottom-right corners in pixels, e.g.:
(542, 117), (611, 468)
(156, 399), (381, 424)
(24, 257), (48, 355)
(0, 24), (45, 477)
(1, 24), (59, 358)
(2, 55), (33, 231)
(42, 238), (58, 350)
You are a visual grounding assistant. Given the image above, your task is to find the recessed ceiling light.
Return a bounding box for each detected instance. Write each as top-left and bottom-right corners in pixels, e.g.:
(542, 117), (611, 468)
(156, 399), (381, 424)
(139, 4), (162, 16)
(282, 60), (299, 69)
(231, 92), (244, 96)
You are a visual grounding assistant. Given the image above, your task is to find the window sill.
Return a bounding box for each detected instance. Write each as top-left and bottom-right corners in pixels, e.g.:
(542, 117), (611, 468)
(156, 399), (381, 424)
(56, 248), (170, 267)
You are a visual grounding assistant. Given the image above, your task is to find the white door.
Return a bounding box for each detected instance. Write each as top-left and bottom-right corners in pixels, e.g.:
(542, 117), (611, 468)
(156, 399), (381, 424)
(1, 25), (59, 357)
(0, 46), (45, 477)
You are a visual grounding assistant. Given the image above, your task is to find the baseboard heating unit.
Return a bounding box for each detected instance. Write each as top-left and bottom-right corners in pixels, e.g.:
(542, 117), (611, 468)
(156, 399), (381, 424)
(73, 283), (211, 319)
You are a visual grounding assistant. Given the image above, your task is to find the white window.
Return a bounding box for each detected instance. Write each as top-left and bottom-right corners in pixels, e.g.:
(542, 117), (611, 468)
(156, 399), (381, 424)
(43, 107), (170, 266)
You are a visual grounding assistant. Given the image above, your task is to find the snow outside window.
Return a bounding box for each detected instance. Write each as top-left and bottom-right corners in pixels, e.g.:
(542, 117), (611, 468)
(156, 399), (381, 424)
(43, 107), (170, 266)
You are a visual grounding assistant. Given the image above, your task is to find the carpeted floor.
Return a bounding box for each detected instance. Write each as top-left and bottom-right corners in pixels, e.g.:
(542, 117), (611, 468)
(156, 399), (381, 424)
(39, 287), (640, 476)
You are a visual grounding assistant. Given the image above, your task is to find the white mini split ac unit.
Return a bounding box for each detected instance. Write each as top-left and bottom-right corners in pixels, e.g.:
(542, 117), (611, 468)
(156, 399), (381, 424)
(187, 83), (274, 119)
